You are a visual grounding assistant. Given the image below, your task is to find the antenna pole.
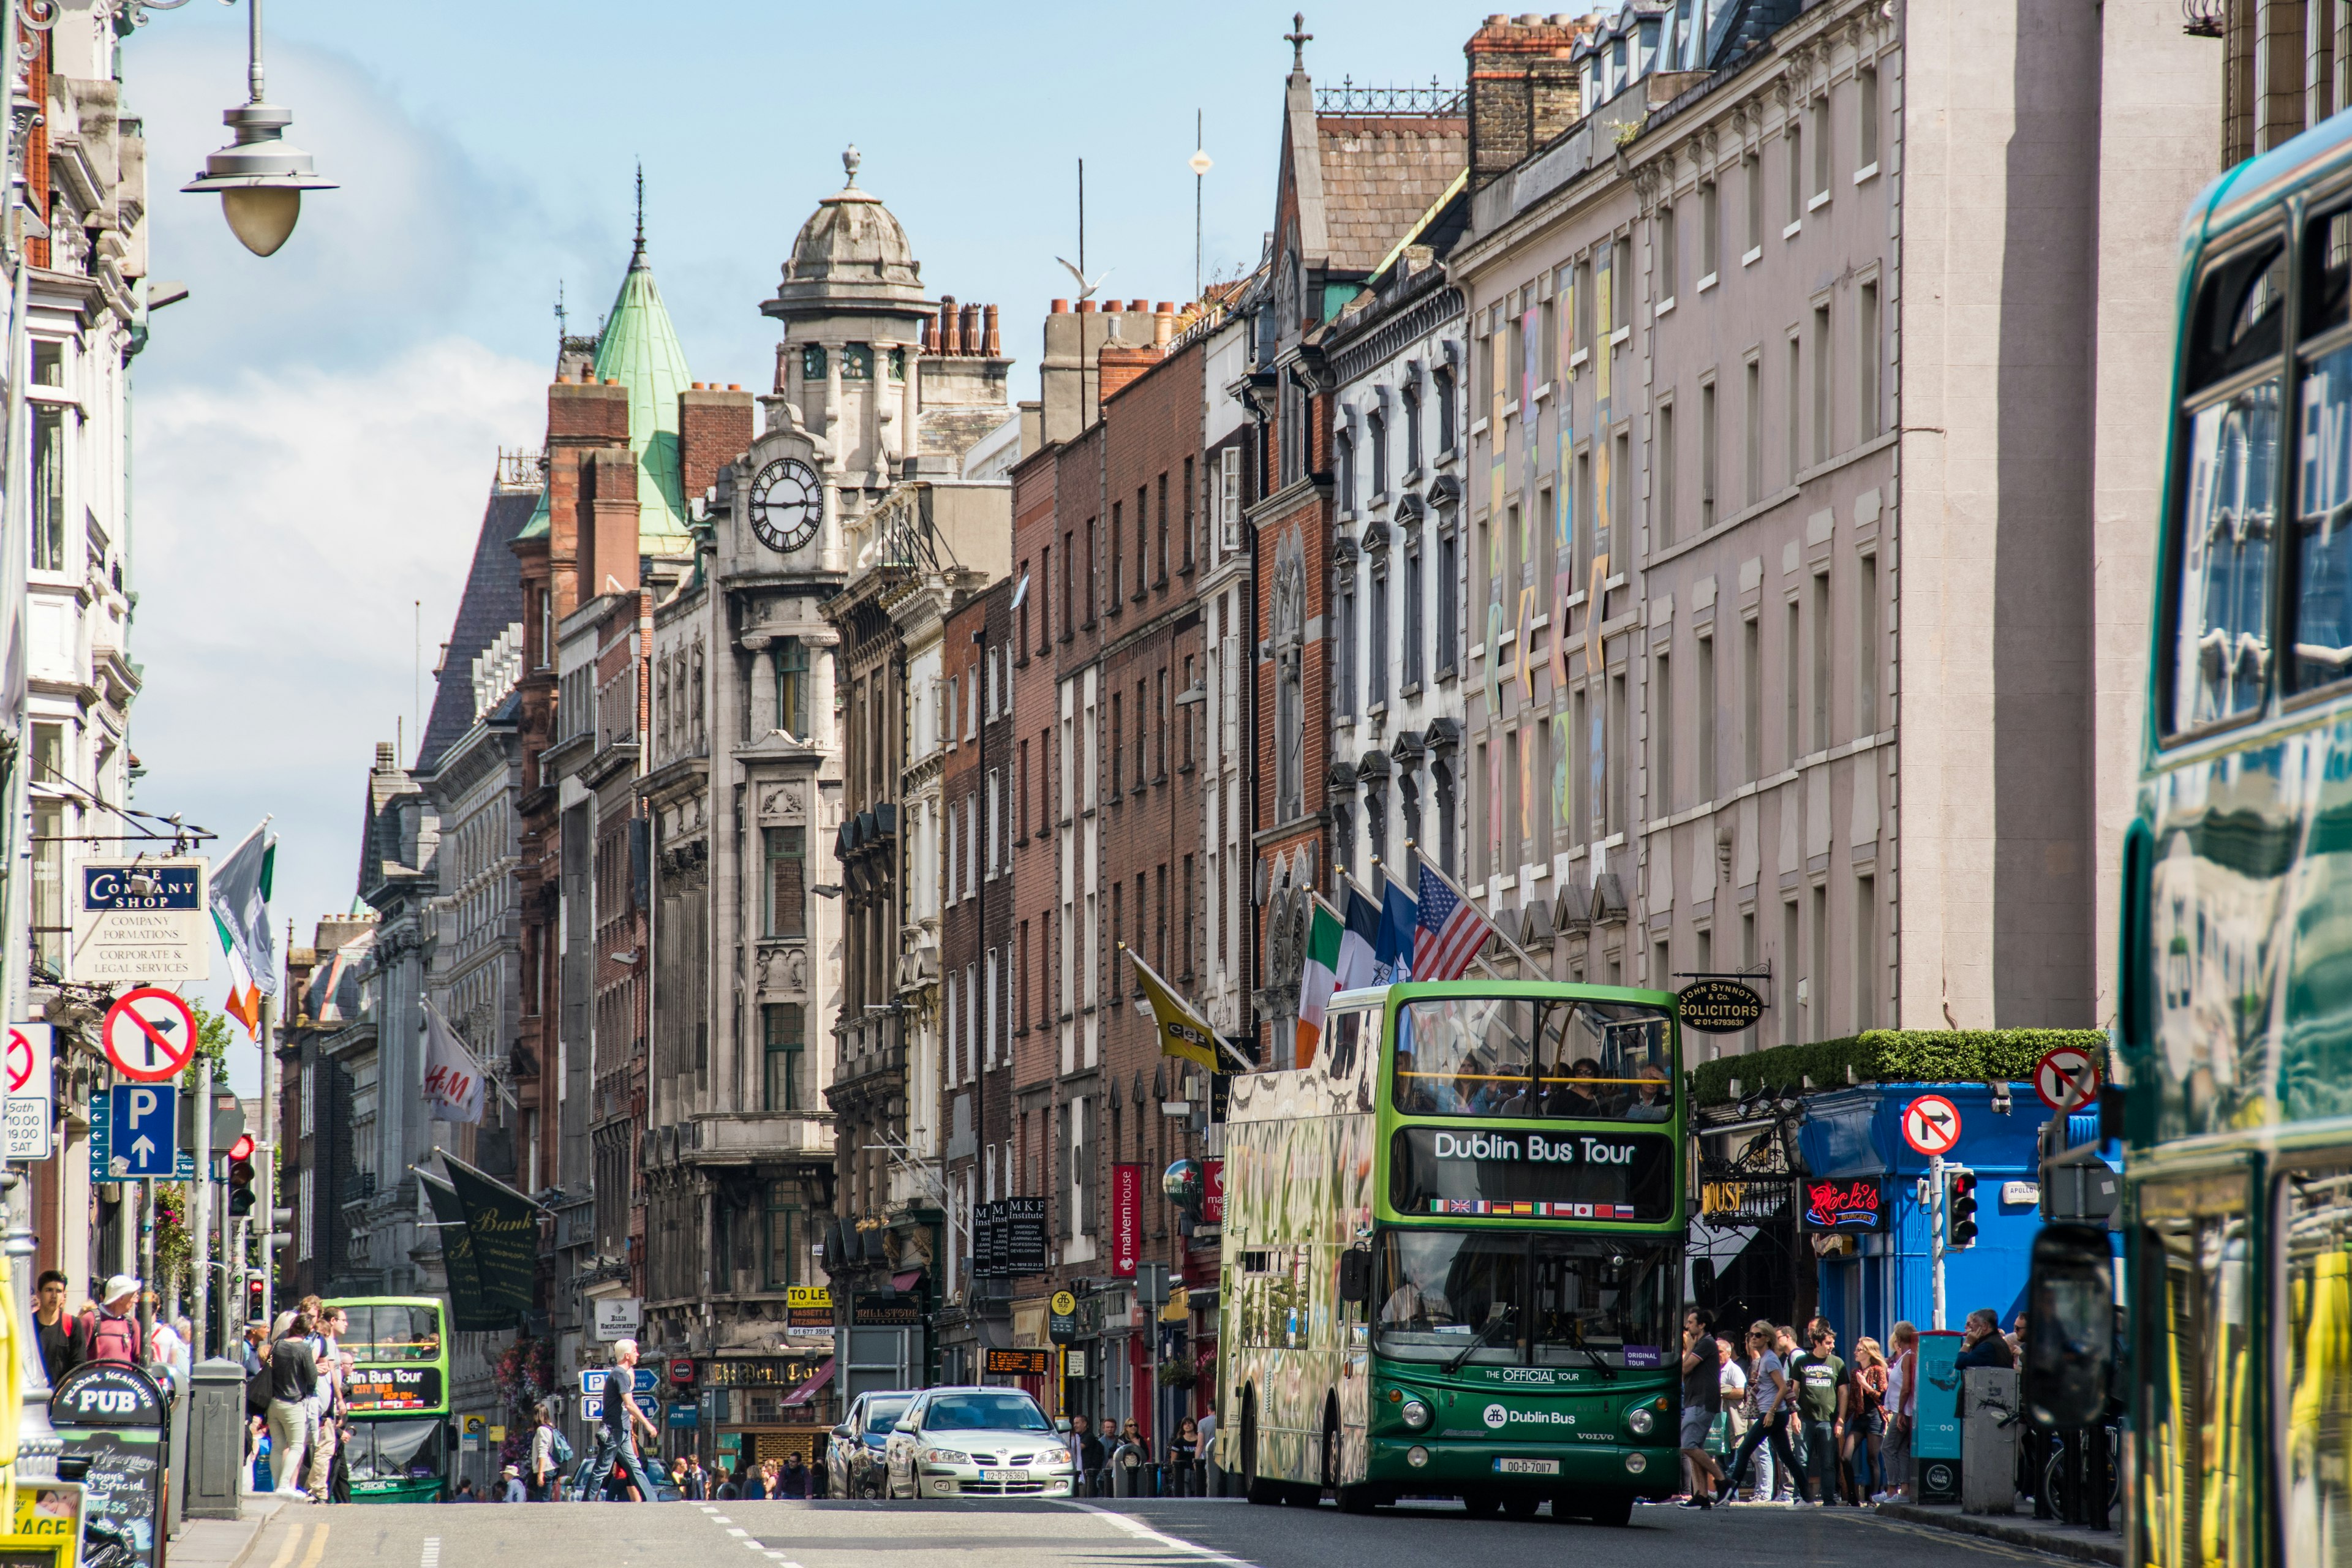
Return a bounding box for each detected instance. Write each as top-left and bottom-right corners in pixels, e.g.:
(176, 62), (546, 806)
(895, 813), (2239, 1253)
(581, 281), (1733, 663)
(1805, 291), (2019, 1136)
(1077, 158), (1085, 277)
(1195, 110), (1203, 303)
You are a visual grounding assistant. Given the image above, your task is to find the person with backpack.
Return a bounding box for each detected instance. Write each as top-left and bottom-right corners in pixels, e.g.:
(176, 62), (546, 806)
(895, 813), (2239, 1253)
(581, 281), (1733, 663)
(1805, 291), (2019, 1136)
(527, 1403), (569, 1501)
(32, 1271), (84, 1389)
(78, 1277), (141, 1368)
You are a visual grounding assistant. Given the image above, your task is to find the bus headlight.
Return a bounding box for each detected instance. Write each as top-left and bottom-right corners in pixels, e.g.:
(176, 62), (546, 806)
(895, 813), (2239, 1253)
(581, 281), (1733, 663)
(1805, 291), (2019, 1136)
(1627, 1408), (1654, 1436)
(1624, 1453), (1648, 1475)
(1400, 1398), (1431, 1430)
(1406, 1446), (1430, 1468)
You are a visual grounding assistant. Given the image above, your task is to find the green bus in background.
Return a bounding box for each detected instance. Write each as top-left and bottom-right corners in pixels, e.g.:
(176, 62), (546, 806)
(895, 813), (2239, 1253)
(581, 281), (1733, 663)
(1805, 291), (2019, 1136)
(326, 1297), (452, 1501)
(1217, 982), (1686, 1523)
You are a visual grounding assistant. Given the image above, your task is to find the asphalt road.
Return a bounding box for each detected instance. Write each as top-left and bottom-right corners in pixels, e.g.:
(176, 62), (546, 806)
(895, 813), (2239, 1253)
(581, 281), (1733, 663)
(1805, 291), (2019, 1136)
(233, 1494), (2081, 1568)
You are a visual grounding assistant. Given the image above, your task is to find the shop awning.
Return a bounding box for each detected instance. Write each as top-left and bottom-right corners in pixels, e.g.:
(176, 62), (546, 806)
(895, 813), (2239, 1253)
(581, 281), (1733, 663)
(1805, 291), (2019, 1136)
(782, 1356), (835, 1408)
(891, 1269), (922, 1292)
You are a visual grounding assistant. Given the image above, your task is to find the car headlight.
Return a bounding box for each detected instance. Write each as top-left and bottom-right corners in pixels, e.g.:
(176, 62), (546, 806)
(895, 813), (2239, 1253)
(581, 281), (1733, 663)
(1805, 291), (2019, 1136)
(1400, 1398), (1432, 1430)
(922, 1447), (971, 1466)
(1627, 1408), (1655, 1436)
(1036, 1452), (1072, 1469)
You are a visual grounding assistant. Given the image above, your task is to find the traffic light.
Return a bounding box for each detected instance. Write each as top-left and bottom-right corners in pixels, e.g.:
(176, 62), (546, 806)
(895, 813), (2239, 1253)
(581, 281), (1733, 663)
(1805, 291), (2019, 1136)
(227, 1139), (257, 1217)
(244, 1269), (266, 1325)
(1945, 1167), (1980, 1250)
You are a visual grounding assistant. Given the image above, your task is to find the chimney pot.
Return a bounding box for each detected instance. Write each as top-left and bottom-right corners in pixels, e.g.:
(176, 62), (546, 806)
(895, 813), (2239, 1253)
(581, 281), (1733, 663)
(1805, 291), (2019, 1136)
(728, 383), (742, 392)
(983, 304), (1000, 356)
(604, 377), (619, 386)
(1517, 12), (1542, 22)
(1077, 299), (1095, 313)
(1155, 301), (1174, 314)
(1128, 298), (1148, 314)
(1050, 298), (1070, 314)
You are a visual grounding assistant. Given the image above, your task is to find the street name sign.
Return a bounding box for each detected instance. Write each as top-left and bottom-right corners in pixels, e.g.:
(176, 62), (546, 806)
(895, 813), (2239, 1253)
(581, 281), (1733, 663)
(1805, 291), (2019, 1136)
(107, 1085), (176, 1178)
(4, 1023), (52, 1159)
(100, 989), (197, 1084)
(71, 859), (209, 986)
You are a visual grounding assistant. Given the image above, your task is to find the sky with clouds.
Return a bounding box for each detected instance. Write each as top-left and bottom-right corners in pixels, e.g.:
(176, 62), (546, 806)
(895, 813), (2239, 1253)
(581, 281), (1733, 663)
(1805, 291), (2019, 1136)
(119, 0), (1476, 1072)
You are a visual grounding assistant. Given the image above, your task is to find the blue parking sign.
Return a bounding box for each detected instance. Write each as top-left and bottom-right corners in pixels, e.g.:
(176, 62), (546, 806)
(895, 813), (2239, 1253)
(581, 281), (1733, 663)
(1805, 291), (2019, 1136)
(108, 1084), (176, 1178)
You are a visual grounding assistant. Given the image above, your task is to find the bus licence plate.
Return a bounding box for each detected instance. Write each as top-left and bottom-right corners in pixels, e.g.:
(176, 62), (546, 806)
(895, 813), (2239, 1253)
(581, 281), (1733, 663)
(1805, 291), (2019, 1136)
(1493, 1458), (1560, 1476)
(982, 1469), (1028, 1483)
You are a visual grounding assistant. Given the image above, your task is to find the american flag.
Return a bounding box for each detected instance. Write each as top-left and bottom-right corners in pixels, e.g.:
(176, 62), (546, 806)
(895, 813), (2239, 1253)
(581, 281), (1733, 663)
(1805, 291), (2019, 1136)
(1415, 861), (1495, 981)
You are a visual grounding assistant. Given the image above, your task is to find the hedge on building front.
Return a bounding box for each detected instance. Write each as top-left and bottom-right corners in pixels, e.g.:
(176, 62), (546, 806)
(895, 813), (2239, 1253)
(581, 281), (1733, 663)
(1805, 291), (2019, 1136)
(1687, 1029), (2109, 1107)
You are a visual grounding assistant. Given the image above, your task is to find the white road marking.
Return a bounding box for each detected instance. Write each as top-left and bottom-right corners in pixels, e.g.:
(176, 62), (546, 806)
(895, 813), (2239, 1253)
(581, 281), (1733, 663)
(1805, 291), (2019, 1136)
(1053, 1501), (1261, 1568)
(420, 1537), (441, 1568)
(709, 1515), (733, 1524)
(728, 1527), (750, 1537)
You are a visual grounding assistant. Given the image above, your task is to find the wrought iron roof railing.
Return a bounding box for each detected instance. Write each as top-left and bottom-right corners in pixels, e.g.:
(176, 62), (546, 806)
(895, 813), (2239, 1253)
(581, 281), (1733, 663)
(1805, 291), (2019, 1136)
(1315, 77), (1466, 115)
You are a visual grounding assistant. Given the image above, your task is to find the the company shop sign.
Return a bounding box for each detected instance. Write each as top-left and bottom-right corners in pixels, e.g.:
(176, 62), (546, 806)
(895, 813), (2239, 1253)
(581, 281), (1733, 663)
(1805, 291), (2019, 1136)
(1389, 1126), (1673, 1219)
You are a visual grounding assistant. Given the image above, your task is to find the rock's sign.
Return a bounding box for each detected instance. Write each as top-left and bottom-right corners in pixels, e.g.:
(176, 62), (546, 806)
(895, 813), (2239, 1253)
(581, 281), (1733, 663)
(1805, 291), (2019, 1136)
(1676, 979), (1766, 1034)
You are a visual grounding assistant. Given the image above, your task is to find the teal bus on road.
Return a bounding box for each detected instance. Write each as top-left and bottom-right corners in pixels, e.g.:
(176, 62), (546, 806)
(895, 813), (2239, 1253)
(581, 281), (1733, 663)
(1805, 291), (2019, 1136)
(326, 1297), (451, 1501)
(2026, 104), (2352, 1568)
(1217, 981), (1686, 1523)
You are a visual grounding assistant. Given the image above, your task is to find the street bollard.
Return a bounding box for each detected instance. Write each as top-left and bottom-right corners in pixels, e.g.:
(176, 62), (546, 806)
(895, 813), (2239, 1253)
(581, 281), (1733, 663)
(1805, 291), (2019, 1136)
(186, 1357), (247, 1520)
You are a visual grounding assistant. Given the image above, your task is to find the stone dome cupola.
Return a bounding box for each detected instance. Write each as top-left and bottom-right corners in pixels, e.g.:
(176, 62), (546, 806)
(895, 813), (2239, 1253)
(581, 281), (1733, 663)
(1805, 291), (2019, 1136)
(763, 146), (932, 325)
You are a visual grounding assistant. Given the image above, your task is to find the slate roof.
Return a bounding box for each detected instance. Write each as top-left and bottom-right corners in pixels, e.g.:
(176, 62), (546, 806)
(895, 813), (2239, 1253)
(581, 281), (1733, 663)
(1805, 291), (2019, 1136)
(1314, 116), (1467, 276)
(415, 485), (537, 775)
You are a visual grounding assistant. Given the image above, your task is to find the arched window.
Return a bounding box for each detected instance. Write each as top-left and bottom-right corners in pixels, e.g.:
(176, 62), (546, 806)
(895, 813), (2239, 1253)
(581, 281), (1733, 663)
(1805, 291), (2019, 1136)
(801, 344), (827, 381)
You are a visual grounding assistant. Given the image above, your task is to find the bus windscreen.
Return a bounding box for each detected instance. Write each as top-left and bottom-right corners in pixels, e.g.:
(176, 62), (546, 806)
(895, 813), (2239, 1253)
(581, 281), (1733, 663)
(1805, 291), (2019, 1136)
(340, 1303), (443, 1365)
(1393, 998), (1672, 1121)
(1373, 1229), (1678, 1370)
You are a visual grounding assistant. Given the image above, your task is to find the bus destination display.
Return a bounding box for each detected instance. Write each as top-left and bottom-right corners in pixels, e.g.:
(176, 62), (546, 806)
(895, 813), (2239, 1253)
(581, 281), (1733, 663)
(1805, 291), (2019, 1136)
(345, 1365), (442, 1412)
(1388, 1126), (1674, 1220)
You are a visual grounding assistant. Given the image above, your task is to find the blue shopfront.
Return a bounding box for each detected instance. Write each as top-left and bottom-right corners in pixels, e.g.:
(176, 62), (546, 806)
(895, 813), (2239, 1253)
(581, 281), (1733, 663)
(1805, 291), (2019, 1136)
(1792, 1083), (2109, 1346)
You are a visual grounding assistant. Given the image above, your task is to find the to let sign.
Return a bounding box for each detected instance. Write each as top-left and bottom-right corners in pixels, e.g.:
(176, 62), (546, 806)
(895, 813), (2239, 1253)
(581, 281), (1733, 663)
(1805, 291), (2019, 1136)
(72, 859), (209, 986)
(1111, 1163), (1140, 1278)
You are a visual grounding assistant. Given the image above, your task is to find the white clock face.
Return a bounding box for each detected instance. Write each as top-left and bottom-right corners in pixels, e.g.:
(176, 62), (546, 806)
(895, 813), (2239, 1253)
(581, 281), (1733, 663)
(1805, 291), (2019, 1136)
(748, 458), (821, 553)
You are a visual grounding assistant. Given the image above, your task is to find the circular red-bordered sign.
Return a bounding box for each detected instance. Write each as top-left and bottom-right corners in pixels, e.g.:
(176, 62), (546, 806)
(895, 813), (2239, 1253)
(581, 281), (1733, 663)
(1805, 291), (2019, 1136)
(4, 1027), (36, 1094)
(1901, 1093), (1963, 1157)
(101, 987), (198, 1084)
(2033, 1046), (2101, 1112)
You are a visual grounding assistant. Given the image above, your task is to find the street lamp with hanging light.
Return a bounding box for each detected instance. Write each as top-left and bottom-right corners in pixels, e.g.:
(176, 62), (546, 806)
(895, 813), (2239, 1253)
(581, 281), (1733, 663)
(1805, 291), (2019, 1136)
(178, 0), (335, 255)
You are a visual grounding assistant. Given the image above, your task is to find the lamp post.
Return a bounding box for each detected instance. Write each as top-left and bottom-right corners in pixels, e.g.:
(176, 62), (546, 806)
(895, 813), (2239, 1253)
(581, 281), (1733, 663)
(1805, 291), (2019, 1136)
(178, 0), (336, 256)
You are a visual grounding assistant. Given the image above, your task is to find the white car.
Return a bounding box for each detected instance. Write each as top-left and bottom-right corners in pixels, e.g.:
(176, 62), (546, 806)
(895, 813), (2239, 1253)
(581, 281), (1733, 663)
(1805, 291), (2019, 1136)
(883, 1387), (1076, 1500)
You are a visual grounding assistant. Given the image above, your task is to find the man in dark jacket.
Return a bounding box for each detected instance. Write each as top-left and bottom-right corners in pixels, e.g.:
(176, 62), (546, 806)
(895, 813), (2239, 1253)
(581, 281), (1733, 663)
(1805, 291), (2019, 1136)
(32, 1272), (82, 1389)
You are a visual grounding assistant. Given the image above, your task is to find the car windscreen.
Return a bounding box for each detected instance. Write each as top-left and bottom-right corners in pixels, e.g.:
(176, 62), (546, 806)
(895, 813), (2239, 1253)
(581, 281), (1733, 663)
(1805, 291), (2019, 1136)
(865, 1398), (911, 1434)
(1374, 1229), (1676, 1370)
(922, 1393), (1051, 1432)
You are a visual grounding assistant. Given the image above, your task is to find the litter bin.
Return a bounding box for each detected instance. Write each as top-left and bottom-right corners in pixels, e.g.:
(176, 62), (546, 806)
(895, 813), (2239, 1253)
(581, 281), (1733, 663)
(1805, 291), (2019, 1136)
(1961, 1366), (2019, 1515)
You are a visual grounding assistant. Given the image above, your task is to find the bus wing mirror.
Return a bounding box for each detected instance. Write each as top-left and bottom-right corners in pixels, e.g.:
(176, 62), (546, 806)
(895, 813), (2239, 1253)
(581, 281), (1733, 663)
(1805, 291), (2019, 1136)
(2022, 1223), (2115, 1430)
(1337, 1248), (1373, 1307)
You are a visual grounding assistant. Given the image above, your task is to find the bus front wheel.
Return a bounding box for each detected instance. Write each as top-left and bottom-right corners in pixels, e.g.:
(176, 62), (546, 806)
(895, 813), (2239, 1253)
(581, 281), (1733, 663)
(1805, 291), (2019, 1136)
(1581, 1493), (1634, 1527)
(1461, 1491), (1501, 1517)
(1501, 1494), (1541, 1520)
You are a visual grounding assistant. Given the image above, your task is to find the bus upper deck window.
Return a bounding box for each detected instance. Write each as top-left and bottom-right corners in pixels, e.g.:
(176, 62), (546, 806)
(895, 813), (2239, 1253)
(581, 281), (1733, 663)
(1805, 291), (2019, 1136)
(2296, 211), (2352, 690)
(2170, 241), (2286, 734)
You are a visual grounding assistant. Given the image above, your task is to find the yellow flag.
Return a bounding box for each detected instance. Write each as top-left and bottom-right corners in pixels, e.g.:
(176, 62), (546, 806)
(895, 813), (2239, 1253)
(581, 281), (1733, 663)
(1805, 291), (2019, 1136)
(1126, 945), (1221, 1072)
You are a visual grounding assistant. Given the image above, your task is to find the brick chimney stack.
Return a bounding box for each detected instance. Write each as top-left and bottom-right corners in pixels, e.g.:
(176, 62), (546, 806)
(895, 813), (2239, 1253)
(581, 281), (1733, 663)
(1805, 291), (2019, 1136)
(679, 384), (755, 507)
(1467, 12), (1588, 192)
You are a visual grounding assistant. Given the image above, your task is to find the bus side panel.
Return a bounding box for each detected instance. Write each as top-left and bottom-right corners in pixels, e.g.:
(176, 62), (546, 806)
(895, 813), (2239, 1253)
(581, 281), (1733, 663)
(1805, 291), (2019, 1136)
(1216, 1096), (1375, 1488)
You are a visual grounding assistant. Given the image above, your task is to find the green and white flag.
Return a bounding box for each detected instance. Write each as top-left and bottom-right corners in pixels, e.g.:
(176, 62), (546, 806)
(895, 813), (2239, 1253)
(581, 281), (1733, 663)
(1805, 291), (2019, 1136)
(1294, 893), (1346, 1068)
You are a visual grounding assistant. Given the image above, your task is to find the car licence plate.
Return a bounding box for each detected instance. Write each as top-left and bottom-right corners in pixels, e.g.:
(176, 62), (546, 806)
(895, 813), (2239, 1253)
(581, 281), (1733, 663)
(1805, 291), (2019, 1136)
(1493, 1457), (1561, 1476)
(981, 1469), (1029, 1483)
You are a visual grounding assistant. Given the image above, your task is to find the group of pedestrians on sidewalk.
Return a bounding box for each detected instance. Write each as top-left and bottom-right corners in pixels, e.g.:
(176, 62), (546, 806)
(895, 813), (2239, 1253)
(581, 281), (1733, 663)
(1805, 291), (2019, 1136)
(250, 1297), (351, 1504)
(1676, 1306), (1924, 1508)
(1060, 1411), (1212, 1497)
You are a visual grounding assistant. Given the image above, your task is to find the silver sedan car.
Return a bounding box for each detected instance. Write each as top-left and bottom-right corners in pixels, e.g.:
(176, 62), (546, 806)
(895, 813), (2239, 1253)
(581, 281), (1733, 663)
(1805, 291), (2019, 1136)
(883, 1387), (1076, 1500)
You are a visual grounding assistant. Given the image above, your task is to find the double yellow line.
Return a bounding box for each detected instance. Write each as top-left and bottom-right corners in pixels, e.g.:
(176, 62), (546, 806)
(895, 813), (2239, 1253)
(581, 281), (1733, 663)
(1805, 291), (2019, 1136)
(266, 1517), (330, 1568)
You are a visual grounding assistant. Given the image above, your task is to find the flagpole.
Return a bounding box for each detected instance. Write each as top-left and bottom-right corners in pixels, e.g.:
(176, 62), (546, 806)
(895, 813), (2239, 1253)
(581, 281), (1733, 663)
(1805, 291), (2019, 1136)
(1401, 839), (1547, 975)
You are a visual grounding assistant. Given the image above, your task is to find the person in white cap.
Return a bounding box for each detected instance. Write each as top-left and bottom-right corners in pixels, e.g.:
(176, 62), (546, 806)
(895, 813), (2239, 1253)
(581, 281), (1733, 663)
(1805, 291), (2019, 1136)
(78, 1276), (142, 1368)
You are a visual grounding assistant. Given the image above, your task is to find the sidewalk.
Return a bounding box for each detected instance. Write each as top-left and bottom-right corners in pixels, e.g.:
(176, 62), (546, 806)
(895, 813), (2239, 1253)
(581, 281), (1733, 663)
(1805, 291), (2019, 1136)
(170, 1496), (290, 1568)
(1875, 1501), (2122, 1565)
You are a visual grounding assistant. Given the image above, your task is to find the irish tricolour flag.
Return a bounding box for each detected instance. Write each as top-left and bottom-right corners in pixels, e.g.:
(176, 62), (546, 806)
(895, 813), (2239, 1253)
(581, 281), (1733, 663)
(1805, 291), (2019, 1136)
(1295, 894), (1346, 1068)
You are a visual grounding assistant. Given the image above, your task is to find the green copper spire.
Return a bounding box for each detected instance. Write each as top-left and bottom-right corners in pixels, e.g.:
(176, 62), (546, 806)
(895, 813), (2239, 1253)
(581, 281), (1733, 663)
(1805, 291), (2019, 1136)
(590, 170), (692, 551)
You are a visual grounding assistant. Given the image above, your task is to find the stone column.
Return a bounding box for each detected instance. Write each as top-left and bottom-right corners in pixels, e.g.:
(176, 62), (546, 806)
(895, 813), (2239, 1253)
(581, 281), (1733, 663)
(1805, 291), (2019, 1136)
(899, 336), (921, 466)
(743, 633), (776, 736)
(805, 629), (843, 752)
(824, 339), (846, 473)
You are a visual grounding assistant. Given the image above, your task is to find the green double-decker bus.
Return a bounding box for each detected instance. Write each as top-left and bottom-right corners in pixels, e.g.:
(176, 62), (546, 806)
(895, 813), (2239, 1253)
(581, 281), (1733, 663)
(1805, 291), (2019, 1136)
(1218, 981), (1685, 1522)
(2023, 102), (2352, 1568)
(327, 1297), (453, 1501)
